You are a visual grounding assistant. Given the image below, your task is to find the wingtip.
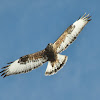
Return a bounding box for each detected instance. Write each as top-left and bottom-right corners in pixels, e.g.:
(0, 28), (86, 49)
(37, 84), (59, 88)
(0, 70), (5, 73)
(0, 68), (8, 78)
(88, 19), (92, 21)
(79, 13), (92, 21)
(1, 72), (5, 76)
(3, 75), (7, 78)
(7, 61), (13, 64)
(1, 65), (10, 69)
(81, 13), (86, 18)
(0, 71), (8, 78)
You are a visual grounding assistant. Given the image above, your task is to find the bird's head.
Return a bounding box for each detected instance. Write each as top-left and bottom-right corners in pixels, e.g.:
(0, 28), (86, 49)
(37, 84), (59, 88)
(45, 43), (53, 51)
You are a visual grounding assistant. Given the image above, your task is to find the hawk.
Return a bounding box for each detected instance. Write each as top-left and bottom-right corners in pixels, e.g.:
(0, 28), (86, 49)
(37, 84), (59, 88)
(0, 13), (91, 78)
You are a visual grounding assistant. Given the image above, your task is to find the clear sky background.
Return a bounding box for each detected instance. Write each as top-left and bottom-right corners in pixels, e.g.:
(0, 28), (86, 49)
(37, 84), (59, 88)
(0, 0), (99, 100)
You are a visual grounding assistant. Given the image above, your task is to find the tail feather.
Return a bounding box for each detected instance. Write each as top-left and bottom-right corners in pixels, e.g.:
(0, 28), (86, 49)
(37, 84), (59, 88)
(45, 54), (68, 76)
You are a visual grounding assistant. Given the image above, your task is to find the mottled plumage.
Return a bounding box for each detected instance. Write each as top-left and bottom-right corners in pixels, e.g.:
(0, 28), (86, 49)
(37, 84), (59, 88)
(0, 13), (91, 78)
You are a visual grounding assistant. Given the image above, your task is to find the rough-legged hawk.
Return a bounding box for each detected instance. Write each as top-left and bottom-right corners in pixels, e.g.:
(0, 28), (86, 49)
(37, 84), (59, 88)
(0, 13), (91, 78)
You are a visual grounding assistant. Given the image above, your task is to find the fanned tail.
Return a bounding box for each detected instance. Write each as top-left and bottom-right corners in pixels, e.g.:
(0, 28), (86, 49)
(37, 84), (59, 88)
(45, 54), (68, 76)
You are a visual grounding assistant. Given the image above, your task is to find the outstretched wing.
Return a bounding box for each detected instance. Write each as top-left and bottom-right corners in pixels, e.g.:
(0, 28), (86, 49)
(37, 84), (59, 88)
(53, 13), (91, 53)
(0, 50), (48, 78)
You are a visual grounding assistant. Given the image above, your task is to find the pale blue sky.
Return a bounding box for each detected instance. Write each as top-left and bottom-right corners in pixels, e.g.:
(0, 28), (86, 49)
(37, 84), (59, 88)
(0, 0), (100, 100)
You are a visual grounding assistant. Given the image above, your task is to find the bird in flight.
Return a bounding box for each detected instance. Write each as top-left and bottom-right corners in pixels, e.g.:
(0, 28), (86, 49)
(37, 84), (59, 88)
(0, 13), (91, 78)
